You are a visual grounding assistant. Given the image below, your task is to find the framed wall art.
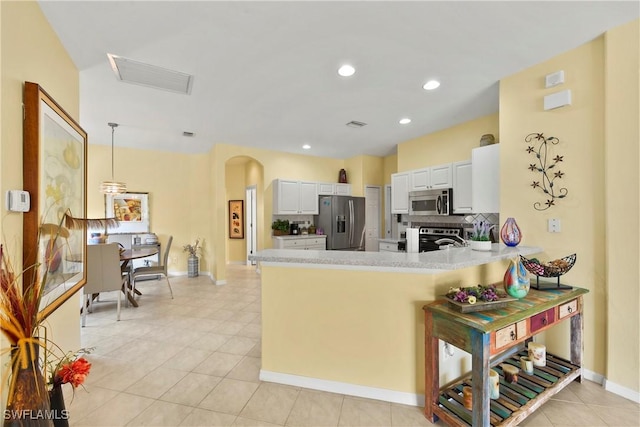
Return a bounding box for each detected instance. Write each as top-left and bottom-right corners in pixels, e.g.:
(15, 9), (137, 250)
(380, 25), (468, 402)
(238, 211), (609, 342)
(23, 82), (88, 320)
(229, 200), (244, 239)
(105, 192), (150, 233)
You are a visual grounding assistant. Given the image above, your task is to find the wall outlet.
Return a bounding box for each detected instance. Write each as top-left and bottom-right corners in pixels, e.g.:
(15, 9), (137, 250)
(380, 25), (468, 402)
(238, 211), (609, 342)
(548, 218), (561, 233)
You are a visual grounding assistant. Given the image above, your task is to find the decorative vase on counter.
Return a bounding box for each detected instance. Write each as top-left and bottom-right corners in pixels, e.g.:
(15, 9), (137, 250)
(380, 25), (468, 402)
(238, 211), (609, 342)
(469, 240), (492, 251)
(503, 257), (530, 299)
(500, 217), (522, 247)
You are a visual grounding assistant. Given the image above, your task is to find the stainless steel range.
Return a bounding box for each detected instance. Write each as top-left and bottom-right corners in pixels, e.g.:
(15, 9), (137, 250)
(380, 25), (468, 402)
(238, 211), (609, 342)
(418, 226), (466, 252)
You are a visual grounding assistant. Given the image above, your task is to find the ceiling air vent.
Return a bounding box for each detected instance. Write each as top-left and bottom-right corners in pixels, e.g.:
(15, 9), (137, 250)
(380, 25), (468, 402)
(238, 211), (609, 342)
(346, 120), (367, 128)
(107, 53), (194, 95)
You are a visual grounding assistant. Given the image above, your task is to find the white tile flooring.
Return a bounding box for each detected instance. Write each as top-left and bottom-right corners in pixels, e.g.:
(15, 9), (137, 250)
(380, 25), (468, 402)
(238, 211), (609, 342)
(69, 264), (640, 426)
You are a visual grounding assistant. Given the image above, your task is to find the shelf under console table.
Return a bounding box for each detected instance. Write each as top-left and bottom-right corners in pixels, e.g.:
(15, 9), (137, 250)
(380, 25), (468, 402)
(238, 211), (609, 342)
(423, 287), (588, 427)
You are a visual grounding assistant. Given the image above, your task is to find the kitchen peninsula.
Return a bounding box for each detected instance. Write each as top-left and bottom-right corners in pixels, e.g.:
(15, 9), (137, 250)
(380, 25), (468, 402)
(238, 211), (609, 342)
(250, 244), (542, 406)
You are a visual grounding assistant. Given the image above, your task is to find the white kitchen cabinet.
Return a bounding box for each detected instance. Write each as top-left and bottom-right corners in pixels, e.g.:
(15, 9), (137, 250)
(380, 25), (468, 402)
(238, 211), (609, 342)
(272, 235), (326, 250)
(391, 172), (410, 214)
(410, 168), (430, 191)
(317, 182), (352, 196)
(430, 163), (453, 189)
(273, 179), (319, 214)
(472, 144), (500, 213)
(409, 164), (452, 191)
(452, 160), (473, 214)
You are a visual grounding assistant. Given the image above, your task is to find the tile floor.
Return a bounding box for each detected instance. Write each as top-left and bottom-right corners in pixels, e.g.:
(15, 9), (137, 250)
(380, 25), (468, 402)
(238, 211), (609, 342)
(70, 264), (639, 426)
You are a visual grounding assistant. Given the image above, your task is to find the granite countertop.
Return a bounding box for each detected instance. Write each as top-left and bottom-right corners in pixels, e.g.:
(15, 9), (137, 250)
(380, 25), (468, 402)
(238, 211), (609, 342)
(273, 234), (327, 240)
(250, 244), (542, 273)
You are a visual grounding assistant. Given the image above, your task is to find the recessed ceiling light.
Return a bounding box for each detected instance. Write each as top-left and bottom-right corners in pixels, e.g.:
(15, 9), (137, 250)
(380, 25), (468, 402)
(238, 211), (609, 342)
(423, 80), (440, 90)
(399, 118), (411, 125)
(338, 64), (356, 77)
(302, 144), (311, 150)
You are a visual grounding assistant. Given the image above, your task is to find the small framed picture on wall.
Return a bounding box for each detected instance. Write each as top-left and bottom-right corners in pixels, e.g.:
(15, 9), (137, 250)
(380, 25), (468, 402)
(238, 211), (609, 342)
(229, 200), (244, 239)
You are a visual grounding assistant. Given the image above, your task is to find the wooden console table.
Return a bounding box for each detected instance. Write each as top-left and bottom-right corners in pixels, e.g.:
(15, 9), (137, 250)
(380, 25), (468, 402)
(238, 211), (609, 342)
(423, 287), (588, 426)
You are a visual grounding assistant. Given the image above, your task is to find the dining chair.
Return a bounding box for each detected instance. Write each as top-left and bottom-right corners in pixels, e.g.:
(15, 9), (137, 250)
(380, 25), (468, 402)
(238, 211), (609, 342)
(83, 243), (126, 326)
(131, 235), (173, 299)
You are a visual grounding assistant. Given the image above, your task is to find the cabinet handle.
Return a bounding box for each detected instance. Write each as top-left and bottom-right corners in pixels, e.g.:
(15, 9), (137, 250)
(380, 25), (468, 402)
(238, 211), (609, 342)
(542, 317), (547, 325)
(510, 330), (516, 341)
(568, 306), (573, 313)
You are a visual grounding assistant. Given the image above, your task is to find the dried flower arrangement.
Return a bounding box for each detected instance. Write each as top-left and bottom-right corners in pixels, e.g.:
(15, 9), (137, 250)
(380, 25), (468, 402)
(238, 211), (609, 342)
(183, 238), (202, 257)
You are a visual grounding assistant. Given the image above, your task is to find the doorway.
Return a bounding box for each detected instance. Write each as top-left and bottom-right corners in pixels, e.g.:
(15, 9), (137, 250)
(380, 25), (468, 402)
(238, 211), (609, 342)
(245, 185), (257, 265)
(364, 185), (381, 251)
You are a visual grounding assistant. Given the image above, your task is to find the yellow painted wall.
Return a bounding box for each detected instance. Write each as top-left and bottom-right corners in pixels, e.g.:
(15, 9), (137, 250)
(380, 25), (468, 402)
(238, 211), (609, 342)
(383, 154), (398, 185)
(344, 155), (384, 196)
(211, 143), (346, 281)
(500, 35), (608, 379)
(87, 145), (212, 274)
(1, 0), (81, 409)
(261, 261), (509, 395)
(603, 19), (639, 393)
(398, 114), (499, 171)
(245, 159), (265, 251)
(225, 161), (247, 262)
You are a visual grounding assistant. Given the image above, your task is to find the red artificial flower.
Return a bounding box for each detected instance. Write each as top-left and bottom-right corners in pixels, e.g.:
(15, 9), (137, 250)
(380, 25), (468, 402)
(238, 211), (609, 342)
(57, 357), (92, 388)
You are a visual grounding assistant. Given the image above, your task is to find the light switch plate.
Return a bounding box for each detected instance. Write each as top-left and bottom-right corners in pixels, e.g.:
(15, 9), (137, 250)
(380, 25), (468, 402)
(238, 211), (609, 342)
(548, 218), (561, 233)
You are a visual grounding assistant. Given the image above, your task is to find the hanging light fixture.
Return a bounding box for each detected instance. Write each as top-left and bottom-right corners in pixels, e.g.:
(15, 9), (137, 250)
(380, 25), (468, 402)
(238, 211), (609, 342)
(100, 122), (127, 194)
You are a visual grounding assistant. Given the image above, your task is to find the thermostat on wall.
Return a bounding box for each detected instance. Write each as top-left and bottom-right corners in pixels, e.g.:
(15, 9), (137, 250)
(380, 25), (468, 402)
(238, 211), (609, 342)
(5, 190), (30, 212)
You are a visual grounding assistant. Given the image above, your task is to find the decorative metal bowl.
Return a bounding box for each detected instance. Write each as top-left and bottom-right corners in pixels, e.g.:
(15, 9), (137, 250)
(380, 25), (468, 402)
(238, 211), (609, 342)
(520, 254), (576, 277)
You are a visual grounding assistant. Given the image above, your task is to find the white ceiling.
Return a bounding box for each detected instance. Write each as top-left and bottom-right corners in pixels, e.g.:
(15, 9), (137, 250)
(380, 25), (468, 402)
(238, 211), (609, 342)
(38, 1), (639, 159)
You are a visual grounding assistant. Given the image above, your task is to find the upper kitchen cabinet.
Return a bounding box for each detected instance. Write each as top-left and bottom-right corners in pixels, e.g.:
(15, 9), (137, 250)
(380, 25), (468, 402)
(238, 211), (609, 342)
(318, 182), (352, 196)
(410, 164), (453, 191)
(452, 160), (473, 214)
(471, 144), (500, 213)
(391, 172), (410, 214)
(273, 179), (319, 214)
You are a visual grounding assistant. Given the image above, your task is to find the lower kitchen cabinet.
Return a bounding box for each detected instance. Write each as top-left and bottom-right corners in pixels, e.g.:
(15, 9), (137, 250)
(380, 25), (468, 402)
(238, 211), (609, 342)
(272, 235), (327, 250)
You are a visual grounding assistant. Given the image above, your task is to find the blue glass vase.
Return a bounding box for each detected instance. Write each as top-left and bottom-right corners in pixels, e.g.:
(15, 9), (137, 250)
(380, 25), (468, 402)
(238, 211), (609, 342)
(500, 217), (522, 247)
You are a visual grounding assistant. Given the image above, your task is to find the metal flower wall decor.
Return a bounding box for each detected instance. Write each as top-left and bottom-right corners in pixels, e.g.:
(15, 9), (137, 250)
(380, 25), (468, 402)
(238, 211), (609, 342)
(525, 132), (568, 211)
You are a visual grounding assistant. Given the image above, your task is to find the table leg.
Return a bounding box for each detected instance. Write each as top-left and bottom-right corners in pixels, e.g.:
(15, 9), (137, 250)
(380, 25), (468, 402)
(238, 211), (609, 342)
(571, 307), (583, 382)
(424, 311), (439, 422)
(470, 330), (491, 427)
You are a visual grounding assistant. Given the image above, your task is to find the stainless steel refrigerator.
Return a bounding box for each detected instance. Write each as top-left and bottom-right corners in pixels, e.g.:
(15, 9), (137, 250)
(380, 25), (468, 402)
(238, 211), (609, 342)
(314, 195), (366, 251)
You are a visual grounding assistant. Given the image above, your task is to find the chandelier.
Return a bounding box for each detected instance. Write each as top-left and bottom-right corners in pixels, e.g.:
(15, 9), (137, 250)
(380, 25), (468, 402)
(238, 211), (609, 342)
(100, 122), (127, 194)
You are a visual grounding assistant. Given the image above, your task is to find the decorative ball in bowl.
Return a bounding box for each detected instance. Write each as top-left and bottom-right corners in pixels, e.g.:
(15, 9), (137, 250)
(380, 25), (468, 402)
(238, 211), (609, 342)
(519, 254), (576, 277)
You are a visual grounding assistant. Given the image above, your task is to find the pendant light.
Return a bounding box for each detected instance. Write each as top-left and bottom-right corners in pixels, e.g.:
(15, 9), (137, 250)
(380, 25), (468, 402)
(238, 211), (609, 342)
(100, 122), (127, 194)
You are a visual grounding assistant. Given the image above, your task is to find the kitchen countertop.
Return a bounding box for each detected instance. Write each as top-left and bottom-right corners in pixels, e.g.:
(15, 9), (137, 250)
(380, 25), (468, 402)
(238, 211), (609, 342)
(378, 237), (406, 244)
(250, 244), (542, 272)
(272, 234), (327, 239)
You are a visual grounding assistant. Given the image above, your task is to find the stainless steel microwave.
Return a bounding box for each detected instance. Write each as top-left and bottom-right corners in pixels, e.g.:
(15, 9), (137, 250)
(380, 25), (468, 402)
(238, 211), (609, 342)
(409, 189), (451, 215)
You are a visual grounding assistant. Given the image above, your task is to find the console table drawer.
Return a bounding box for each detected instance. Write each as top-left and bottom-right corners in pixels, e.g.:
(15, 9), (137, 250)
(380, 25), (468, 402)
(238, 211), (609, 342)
(495, 324), (517, 349)
(531, 307), (556, 333)
(559, 299), (578, 319)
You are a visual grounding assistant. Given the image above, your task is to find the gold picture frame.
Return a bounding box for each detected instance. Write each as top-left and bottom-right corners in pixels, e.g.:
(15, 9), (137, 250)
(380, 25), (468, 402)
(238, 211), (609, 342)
(229, 200), (244, 239)
(23, 82), (87, 320)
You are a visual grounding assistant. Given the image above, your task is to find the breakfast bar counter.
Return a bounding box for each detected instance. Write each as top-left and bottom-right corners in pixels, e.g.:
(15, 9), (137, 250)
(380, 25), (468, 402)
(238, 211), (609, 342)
(250, 245), (543, 408)
(251, 244), (542, 272)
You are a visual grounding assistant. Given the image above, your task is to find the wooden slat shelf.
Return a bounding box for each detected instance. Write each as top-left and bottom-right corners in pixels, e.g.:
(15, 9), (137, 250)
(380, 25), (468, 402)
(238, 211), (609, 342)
(435, 351), (581, 426)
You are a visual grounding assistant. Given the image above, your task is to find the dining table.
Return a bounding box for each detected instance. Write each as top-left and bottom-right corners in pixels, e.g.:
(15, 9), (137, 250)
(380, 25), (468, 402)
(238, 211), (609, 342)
(120, 247), (159, 307)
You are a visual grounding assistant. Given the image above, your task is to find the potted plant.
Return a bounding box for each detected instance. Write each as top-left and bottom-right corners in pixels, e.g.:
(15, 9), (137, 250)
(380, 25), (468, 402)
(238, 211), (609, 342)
(469, 221), (494, 251)
(271, 219), (290, 236)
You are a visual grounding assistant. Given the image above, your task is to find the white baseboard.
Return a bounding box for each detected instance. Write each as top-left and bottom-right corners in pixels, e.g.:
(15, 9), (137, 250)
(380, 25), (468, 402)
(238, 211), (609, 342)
(259, 370), (424, 406)
(582, 368), (604, 385)
(604, 378), (640, 403)
(583, 369), (639, 403)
